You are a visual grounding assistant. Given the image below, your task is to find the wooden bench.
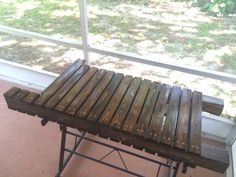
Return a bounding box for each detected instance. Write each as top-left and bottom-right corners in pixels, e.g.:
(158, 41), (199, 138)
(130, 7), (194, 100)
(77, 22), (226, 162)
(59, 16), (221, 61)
(4, 59), (229, 175)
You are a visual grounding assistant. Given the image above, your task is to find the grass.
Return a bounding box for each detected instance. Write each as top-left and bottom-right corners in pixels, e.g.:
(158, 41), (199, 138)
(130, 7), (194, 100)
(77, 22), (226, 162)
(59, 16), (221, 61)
(221, 54), (236, 73)
(0, 0), (236, 68)
(0, 0), (80, 38)
(1, 0), (236, 70)
(0, 0), (236, 119)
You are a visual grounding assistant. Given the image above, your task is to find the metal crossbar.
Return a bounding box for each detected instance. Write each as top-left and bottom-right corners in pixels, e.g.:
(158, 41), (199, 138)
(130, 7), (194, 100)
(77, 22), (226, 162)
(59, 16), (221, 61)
(55, 125), (180, 177)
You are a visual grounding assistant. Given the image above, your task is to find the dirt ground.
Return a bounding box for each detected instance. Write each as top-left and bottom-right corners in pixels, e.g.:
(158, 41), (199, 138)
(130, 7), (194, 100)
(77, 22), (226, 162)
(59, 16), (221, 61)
(0, 1), (235, 120)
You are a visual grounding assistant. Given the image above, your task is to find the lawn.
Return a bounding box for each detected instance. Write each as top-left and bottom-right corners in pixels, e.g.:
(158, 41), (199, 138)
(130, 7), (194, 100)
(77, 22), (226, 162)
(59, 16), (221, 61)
(1, 0), (236, 73)
(0, 0), (236, 120)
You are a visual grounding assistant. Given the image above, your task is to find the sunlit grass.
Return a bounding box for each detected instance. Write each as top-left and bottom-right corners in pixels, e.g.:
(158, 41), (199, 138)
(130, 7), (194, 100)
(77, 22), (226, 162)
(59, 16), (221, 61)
(221, 53), (236, 74)
(0, 0), (80, 38)
(1, 0), (235, 72)
(0, 0), (236, 74)
(0, 0), (236, 118)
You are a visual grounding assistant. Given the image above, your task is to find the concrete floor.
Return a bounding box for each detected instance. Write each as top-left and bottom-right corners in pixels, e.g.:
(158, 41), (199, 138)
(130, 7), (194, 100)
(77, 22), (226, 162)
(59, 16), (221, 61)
(0, 79), (226, 177)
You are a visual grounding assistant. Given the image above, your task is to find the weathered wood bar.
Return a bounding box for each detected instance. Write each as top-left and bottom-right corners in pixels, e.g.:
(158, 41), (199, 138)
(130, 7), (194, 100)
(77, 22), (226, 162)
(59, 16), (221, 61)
(4, 59), (229, 174)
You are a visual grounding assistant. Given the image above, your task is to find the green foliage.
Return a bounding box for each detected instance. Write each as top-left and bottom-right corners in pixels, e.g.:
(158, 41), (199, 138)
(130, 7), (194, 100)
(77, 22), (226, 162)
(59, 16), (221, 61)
(221, 54), (236, 74)
(202, 0), (236, 16)
(233, 115), (236, 122)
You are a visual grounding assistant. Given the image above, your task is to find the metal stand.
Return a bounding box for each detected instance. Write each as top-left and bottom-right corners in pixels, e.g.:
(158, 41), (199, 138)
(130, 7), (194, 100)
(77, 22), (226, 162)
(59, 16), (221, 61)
(55, 125), (180, 177)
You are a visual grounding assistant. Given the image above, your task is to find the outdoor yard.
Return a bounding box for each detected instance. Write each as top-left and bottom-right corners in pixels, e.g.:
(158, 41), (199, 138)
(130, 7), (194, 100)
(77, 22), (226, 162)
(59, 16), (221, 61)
(0, 0), (236, 120)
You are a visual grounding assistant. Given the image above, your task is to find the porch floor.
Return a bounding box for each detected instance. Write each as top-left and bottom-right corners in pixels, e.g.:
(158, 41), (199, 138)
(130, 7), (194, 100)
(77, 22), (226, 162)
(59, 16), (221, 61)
(0, 79), (226, 177)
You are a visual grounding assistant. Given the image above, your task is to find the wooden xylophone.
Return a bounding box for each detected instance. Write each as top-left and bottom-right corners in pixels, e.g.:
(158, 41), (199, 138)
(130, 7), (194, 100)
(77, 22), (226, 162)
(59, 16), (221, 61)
(4, 59), (229, 173)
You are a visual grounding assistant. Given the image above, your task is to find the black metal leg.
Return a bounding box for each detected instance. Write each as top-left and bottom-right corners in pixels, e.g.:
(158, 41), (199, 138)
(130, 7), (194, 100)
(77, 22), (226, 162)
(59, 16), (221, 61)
(172, 162), (180, 177)
(167, 160), (180, 177)
(55, 125), (67, 177)
(167, 159), (173, 177)
(54, 127), (181, 177)
(156, 165), (161, 177)
(182, 162), (188, 173)
(59, 125), (67, 171)
(55, 126), (85, 177)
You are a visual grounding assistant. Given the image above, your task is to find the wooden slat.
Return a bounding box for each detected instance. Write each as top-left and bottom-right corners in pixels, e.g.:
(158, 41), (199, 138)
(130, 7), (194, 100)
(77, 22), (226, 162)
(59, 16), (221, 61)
(133, 82), (161, 136)
(13, 89), (30, 100)
(189, 91), (202, 154)
(4, 87), (229, 173)
(110, 77), (142, 129)
(150, 84), (171, 141)
(202, 95), (224, 116)
(55, 67), (98, 112)
(160, 86), (182, 146)
(44, 65), (89, 109)
(122, 79), (151, 133)
(3, 60), (227, 172)
(34, 59), (84, 106)
(147, 85), (170, 139)
(87, 73), (123, 122)
(3, 87), (20, 98)
(201, 143), (229, 169)
(23, 92), (40, 104)
(65, 69), (106, 115)
(99, 75), (132, 125)
(77, 71), (115, 118)
(175, 89), (192, 151)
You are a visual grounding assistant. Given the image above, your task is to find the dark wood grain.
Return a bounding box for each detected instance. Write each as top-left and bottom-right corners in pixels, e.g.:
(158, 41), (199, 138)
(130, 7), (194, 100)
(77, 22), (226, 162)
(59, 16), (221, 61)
(77, 71), (114, 118)
(44, 65), (89, 109)
(23, 92), (40, 104)
(34, 59), (84, 106)
(160, 86), (182, 146)
(55, 67), (97, 112)
(109, 77), (142, 129)
(122, 79), (151, 133)
(202, 95), (224, 116)
(3, 87), (20, 98)
(99, 75), (132, 125)
(189, 91), (202, 155)
(133, 82), (161, 137)
(87, 73), (124, 122)
(65, 69), (106, 115)
(150, 84), (171, 141)
(3, 59), (229, 174)
(4, 88), (229, 173)
(13, 89), (30, 100)
(175, 89), (192, 151)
